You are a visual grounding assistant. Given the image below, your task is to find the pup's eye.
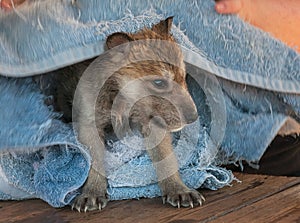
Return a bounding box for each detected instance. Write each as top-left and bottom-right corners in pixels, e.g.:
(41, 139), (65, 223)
(152, 79), (168, 88)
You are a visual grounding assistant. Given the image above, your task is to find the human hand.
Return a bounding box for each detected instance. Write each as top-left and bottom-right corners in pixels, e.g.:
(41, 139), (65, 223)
(215, 0), (243, 14)
(214, 0), (253, 22)
(0, 0), (26, 10)
(214, 0), (300, 52)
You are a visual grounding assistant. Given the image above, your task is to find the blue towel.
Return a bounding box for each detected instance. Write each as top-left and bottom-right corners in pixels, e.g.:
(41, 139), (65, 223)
(0, 0), (299, 208)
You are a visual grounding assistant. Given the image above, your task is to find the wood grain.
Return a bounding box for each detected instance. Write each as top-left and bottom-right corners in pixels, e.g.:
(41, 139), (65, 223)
(0, 173), (299, 223)
(208, 185), (300, 223)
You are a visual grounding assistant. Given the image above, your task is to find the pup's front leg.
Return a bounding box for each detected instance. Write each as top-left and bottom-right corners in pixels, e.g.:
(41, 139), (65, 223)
(146, 132), (205, 208)
(71, 126), (108, 212)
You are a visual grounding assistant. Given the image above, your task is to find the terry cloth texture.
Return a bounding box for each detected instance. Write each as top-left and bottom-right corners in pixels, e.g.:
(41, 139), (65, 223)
(0, 0), (299, 207)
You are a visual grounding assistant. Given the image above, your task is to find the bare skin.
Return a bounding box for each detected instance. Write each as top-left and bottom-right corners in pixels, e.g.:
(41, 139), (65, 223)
(215, 0), (300, 52)
(0, 0), (25, 10)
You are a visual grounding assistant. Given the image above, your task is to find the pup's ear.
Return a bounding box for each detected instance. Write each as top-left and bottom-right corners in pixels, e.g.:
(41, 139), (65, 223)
(106, 32), (133, 49)
(151, 16), (174, 37)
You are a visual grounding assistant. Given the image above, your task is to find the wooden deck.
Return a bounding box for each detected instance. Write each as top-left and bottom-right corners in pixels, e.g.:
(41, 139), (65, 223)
(1, 173), (299, 223)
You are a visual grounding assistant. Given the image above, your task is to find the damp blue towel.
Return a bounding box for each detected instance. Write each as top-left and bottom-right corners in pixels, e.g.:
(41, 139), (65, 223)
(0, 0), (299, 208)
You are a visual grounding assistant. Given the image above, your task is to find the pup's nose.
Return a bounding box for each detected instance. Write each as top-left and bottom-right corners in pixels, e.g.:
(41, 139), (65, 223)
(184, 110), (198, 124)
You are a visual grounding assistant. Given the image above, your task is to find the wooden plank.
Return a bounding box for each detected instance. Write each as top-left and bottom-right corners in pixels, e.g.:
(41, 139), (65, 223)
(0, 173), (299, 223)
(157, 174), (300, 222)
(208, 184), (300, 223)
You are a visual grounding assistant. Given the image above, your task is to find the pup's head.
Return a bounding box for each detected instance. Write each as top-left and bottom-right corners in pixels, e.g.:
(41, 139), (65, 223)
(106, 17), (198, 134)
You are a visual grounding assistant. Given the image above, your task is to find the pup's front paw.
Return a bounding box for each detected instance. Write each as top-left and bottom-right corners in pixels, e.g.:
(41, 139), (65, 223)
(162, 187), (205, 208)
(71, 191), (108, 212)
(71, 169), (108, 212)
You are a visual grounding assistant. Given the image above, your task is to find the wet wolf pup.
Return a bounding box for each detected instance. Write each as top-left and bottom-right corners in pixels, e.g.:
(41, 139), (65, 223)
(56, 17), (204, 212)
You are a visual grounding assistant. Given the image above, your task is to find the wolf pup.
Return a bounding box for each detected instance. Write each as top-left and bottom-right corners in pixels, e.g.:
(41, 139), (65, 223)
(56, 17), (204, 212)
